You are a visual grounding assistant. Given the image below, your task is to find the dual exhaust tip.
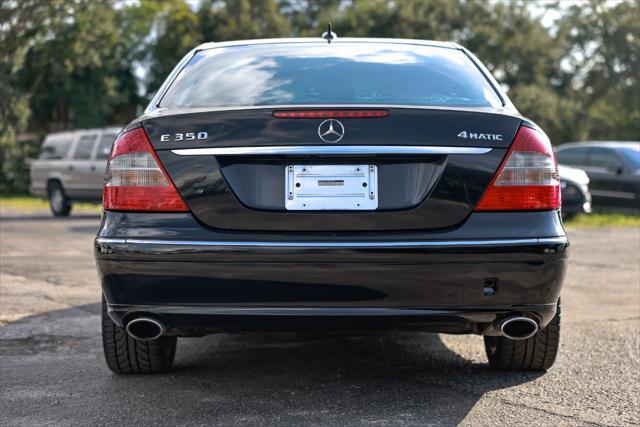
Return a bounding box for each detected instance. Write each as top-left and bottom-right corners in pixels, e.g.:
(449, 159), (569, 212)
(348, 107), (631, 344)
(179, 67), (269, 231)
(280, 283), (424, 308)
(498, 316), (539, 340)
(125, 317), (165, 341)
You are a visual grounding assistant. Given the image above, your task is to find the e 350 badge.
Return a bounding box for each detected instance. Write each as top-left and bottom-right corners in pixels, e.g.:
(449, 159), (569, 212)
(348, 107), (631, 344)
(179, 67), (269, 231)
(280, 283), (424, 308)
(160, 132), (208, 142)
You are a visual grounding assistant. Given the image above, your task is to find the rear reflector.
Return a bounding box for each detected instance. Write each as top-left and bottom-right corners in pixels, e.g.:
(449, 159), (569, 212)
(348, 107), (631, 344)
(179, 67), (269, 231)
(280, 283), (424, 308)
(475, 126), (560, 211)
(103, 127), (188, 212)
(273, 110), (389, 119)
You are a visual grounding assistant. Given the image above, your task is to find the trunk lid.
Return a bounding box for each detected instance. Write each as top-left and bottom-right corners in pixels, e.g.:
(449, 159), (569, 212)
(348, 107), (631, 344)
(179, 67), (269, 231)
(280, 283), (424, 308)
(145, 107), (521, 231)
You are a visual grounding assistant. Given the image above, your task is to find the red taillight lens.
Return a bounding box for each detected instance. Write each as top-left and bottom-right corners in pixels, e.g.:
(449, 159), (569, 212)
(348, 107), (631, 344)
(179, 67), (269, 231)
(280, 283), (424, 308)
(475, 126), (560, 211)
(273, 110), (389, 118)
(103, 128), (188, 212)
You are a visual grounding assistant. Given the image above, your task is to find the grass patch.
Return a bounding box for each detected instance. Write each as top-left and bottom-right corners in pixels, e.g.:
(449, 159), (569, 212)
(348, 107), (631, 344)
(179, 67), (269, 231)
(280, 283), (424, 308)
(564, 213), (640, 228)
(0, 195), (100, 212)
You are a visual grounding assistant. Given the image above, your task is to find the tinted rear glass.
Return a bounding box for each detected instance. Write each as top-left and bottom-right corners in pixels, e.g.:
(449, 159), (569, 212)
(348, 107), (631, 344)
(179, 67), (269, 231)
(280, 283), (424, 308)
(161, 43), (502, 109)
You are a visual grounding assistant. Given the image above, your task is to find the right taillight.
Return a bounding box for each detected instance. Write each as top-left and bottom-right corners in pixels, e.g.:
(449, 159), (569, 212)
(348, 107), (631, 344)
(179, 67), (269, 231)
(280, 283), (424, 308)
(475, 125), (560, 211)
(103, 127), (188, 212)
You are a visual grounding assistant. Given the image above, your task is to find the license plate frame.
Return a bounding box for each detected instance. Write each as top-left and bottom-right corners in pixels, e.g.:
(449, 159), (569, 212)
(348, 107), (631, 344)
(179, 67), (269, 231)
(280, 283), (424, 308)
(285, 164), (378, 211)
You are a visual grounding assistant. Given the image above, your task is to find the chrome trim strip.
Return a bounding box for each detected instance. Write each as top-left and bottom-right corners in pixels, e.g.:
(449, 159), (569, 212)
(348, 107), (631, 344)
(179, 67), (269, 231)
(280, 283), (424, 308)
(96, 237), (567, 248)
(171, 146), (492, 156)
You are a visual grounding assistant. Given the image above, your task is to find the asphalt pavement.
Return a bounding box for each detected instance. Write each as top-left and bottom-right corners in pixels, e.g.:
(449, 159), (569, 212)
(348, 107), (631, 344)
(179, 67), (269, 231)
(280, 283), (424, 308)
(0, 208), (638, 426)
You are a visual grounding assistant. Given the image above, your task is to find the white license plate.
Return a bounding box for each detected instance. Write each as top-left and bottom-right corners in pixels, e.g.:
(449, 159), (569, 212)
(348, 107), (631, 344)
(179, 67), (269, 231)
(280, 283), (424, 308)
(285, 164), (378, 210)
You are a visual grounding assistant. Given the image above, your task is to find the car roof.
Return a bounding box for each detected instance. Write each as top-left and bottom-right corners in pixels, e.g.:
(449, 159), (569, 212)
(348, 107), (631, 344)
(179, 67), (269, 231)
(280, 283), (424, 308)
(556, 141), (640, 150)
(194, 38), (463, 52)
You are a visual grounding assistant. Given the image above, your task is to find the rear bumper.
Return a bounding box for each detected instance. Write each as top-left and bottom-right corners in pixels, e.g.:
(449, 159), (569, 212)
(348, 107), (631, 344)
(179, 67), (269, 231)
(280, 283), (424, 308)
(95, 211), (568, 335)
(104, 304), (559, 336)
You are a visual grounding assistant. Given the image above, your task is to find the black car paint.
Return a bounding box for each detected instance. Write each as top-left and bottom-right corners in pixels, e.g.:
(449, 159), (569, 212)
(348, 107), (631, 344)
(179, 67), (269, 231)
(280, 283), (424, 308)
(96, 40), (567, 337)
(96, 209), (567, 334)
(157, 149), (507, 231)
(142, 108), (519, 150)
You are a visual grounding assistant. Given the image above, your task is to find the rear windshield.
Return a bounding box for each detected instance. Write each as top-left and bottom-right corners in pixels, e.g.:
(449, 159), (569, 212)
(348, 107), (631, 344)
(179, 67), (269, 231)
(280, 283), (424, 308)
(160, 43), (502, 109)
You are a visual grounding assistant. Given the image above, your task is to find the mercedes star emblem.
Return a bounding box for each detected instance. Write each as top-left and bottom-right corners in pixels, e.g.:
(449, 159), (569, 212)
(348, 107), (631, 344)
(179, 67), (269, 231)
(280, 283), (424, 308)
(318, 119), (345, 143)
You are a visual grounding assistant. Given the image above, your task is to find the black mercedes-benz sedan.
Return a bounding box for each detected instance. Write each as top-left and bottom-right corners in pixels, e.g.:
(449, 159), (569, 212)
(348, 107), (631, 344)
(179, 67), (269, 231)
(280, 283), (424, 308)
(95, 37), (568, 374)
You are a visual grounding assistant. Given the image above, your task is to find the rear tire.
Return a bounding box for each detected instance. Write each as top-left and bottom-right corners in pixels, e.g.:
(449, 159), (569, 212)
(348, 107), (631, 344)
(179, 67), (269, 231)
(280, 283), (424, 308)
(48, 182), (72, 216)
(484, 300), (561, 371)
(101, 297), (177, 374)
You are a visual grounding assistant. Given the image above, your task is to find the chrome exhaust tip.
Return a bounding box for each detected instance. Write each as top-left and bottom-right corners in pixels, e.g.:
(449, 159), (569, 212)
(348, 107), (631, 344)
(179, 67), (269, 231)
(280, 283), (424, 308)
(125, 317), (165, 341)
(498, 316), (539, 340)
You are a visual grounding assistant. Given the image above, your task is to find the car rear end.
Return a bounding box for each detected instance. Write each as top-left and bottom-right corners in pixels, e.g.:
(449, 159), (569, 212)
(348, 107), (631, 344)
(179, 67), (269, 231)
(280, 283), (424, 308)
(95, 39), (568, 373)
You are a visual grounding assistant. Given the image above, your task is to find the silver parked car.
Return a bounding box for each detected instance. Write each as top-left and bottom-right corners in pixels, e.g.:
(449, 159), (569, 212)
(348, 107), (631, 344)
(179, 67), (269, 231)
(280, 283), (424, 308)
(30, 127), (121, 216)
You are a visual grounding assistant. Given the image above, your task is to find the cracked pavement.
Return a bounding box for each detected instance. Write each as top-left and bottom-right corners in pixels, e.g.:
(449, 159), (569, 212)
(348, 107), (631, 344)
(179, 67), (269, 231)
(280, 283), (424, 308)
(0, 208), (638, 426)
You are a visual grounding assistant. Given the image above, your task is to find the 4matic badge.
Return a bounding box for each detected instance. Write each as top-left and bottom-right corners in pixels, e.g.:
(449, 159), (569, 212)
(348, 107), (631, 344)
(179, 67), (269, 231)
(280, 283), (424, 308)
(457, 131), (503, 141)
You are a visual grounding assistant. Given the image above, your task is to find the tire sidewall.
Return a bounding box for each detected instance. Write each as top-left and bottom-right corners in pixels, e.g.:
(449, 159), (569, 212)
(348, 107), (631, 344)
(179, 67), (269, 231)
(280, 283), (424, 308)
(48, 183), (71, 216)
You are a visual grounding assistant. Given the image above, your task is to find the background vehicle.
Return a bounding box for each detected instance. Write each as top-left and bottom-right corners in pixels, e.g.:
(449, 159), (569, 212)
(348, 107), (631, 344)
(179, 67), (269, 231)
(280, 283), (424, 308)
(96, 38), (567, 374)
(555, 142), (640, 213)
(558, 165), (591, 219)
(30, 127), (121, 216)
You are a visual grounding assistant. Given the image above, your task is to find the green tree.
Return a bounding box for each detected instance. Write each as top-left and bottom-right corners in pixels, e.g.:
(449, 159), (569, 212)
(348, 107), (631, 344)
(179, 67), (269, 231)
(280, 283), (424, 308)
(1, 0), (151, 193)
(18, 0), (146, 131)
(198, 0), (291, 41)
(1, 0), (70, 193)
(144, 0), (202, 98)
(557, 0), (640, 140)
(279, 0), (342, 36)
(145, 0), (292, 97)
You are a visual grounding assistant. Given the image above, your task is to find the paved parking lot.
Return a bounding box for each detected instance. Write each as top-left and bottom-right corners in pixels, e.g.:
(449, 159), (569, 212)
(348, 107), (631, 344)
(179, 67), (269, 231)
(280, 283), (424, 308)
(1, 209), (638, 426)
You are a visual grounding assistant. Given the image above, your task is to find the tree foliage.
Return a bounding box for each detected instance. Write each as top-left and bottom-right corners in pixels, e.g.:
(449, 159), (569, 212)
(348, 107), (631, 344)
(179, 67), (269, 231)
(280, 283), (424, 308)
(1, 0), (638, 193)
(557, 0), (640, 140)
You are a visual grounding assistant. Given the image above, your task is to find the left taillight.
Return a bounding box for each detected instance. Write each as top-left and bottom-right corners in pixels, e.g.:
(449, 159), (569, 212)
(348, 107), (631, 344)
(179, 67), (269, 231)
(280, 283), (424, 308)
(103, 127), (188, 212)
(474, 125), (561, 211)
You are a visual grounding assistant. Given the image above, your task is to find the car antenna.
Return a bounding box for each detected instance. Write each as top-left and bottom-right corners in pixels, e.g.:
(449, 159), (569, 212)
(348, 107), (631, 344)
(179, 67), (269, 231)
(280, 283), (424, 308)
(321, 23), (337, 44)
